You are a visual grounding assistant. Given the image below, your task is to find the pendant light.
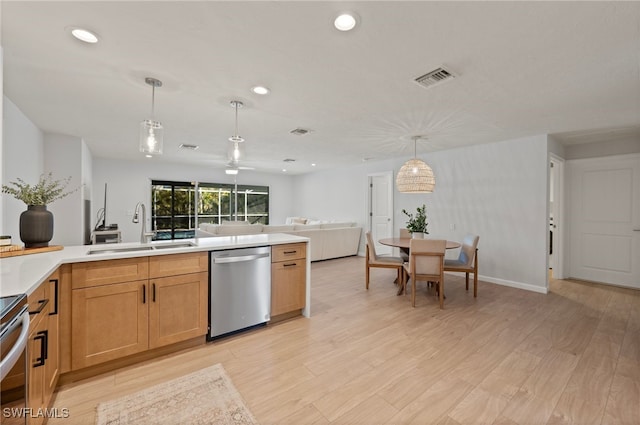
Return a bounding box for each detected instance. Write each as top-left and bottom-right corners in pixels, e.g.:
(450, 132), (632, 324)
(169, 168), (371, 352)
(227, 100), (244, 164)
(396, 136), (436, 193)
(139, 77), (163, 155)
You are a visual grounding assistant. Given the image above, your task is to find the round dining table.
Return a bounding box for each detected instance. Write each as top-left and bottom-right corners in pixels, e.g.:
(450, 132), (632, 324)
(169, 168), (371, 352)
(378, 238), (461, 296)
(378, 238), (461, 250)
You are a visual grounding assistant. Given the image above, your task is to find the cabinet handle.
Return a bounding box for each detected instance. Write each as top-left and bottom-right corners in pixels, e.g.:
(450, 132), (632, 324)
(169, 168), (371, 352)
(152, 283), (156, 302)
(142, 284), (146, 304)
(283, 262), (297, 267)
(283, 251), (297, 255)
(49, 278), (59, 316)
(33, 330), (47, 367)
(29, 298), (49, 315)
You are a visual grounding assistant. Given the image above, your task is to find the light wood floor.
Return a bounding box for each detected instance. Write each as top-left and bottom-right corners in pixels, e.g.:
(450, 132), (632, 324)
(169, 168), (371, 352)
(50, 256), (640, 425)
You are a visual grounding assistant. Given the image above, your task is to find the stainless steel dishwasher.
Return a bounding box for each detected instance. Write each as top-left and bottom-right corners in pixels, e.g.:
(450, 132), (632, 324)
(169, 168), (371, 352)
(209, 246), (271, 339)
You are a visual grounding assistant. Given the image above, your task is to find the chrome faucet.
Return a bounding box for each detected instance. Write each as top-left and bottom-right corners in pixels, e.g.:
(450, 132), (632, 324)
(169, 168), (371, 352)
(132, 202), (155, 244)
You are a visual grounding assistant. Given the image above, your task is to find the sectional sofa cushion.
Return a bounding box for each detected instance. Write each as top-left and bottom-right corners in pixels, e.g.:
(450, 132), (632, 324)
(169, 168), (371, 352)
(262, 225), (295, 233)
(217, 224), (263, 235)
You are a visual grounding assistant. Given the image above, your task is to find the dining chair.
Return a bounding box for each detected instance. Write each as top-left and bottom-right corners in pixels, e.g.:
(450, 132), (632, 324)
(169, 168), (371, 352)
(402, 239), (446, 308)
(365, 232), (404, 290)
(444, 234), (480, 297)
(399, 228), (411, 262)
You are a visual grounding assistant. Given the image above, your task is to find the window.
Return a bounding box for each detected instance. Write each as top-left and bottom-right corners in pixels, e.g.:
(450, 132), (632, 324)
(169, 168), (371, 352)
(151, 181), (196, 240)
(198, 183), (269, 225)
(151, 180), (269, 240)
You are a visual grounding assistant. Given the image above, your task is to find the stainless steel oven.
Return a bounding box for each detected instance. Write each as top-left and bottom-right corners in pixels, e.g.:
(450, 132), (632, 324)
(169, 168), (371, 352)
(1, 294), (29, 425)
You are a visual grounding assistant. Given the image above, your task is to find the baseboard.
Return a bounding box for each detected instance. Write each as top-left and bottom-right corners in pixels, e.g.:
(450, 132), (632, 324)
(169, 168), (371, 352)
(474, 274), (548, 294)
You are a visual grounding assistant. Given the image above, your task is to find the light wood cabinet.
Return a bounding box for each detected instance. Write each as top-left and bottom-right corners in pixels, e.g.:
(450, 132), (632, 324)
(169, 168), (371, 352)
(70, 253), (208, 370)
(71, 280), (149, 369)
(149, 272), (208, 349)
(27, 269), (60, 425)
(271, 243), (307, 317)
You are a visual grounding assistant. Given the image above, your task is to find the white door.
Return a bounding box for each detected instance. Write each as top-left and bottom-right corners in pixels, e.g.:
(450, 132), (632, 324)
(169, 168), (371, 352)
(368, 172), (393, 256)
(567, 154), (640, 289)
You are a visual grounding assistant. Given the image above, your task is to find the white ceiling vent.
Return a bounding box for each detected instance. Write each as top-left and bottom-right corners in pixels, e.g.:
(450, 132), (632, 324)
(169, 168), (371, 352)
(179, 143), (199, 150)
(283, 158), (296, 163)
(289, 128), (311, 136)
(414, 67), (455, 89)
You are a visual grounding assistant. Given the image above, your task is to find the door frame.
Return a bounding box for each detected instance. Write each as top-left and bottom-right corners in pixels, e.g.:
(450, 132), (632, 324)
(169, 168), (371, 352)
(549, 154), (565, 282)
(365, 171), (394, 255)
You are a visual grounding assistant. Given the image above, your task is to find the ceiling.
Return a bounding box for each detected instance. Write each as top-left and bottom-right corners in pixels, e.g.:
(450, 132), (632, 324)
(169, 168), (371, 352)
(2, 1), (640, 174)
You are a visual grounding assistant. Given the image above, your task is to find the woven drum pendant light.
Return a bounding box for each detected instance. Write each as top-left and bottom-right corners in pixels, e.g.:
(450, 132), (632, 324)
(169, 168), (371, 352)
(396, 136), (435, 193)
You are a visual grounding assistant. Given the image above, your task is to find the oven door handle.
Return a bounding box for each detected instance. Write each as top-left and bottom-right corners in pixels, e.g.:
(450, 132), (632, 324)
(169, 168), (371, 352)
(0, 308), (30, 381)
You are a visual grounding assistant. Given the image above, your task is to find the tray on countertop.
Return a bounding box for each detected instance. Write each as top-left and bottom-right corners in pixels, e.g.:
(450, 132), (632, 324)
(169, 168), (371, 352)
(0, 244), (64, 258)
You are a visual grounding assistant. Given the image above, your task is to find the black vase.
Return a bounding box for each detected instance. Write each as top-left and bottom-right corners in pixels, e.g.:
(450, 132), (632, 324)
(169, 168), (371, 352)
(20, 205), (54, 248)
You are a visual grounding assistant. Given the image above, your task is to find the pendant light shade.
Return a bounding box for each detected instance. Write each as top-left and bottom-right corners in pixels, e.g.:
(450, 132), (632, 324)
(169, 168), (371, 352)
(396, 136), (435, 193)
(139, 77), (163, 155)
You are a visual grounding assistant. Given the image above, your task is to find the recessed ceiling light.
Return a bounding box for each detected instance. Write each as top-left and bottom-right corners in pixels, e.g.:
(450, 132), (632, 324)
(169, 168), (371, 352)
(71, 28), (99, 43)
(226, 169), (239, 175)
(334, 13), (357, 31)
(145, 154), (152, 158)
(282, 169), (287, 173)
(311, 163), (317, 167)
(251, 86), (270, 95)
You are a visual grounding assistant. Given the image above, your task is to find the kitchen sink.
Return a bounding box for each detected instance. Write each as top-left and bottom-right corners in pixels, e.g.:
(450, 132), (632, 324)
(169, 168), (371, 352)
(86, 241), (196, 255)
(152, 242), (197, 249)
(87, 246), (154, 255)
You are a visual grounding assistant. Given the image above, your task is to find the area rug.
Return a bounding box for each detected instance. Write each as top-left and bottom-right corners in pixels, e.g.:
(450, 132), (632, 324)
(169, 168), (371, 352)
(95, 364), (258, 425)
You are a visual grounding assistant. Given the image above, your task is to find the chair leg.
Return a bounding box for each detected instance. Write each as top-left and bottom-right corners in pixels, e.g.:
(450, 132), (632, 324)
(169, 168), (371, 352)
(473, 271), (478, 298)
(465, 272), (469, 291)
(365, 265), (370, 290)
(411, 276), (416, 307)
(439, 279), (444, 309)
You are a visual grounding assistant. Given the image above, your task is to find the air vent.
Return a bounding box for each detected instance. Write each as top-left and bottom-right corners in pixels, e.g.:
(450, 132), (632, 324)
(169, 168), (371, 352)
(283, 158), (296, 163)
(179, 143), (199, 150)
(290, 128), (311, 136)
(414, 67), (455, 89)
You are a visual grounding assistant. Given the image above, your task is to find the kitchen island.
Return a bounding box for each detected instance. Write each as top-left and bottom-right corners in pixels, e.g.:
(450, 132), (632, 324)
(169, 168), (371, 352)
(0, 233), (311, 318)
(0, 233), (310, 410)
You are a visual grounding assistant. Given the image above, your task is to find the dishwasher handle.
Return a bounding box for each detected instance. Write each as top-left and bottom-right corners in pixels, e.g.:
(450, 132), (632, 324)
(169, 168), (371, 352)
(214, 253), (270, 264)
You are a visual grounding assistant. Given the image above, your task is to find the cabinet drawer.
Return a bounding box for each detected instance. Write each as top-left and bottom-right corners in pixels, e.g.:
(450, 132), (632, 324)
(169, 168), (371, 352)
(149, 252), (208, 278)
(72, 258), (149, 289)
(272, 243), (306, 262)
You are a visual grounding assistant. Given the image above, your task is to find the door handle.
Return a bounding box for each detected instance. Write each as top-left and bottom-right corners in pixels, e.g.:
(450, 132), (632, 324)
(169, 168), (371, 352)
(142, 284), (146, 304)
(49, 278), (59, 316)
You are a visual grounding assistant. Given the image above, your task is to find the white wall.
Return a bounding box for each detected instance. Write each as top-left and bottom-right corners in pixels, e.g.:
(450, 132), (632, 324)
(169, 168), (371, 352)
(564, 137), (640, 160)
(43, 133), (87, 246)
(92, 158), (295, 243)
(2, 96), (44, 239)
(293, 135), (550, 293)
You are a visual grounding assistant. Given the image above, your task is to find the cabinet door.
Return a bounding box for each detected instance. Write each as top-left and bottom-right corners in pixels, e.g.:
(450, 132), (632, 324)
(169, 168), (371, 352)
(271, 260), (306, 316)
(148, 272), (208, 349)
(71, 280), (149, 369)
(27, 317), (48, 425)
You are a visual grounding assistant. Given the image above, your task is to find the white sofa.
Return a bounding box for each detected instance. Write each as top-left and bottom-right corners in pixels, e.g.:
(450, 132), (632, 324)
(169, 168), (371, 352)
(196, 222), (362, 262)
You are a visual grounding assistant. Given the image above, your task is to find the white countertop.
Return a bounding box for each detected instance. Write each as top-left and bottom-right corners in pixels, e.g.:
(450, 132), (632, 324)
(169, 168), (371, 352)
(0, 234), (309, 297)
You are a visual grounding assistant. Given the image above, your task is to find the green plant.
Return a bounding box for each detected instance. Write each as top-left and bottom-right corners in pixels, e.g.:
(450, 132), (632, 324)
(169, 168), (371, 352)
(2, 172), (79, 205)
(402, 204), (429, 234)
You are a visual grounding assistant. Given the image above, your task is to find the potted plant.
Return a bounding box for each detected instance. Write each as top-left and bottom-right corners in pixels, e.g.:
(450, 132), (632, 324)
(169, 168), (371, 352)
(402, 204), (429, 238)
(2, 172), (79, 248)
